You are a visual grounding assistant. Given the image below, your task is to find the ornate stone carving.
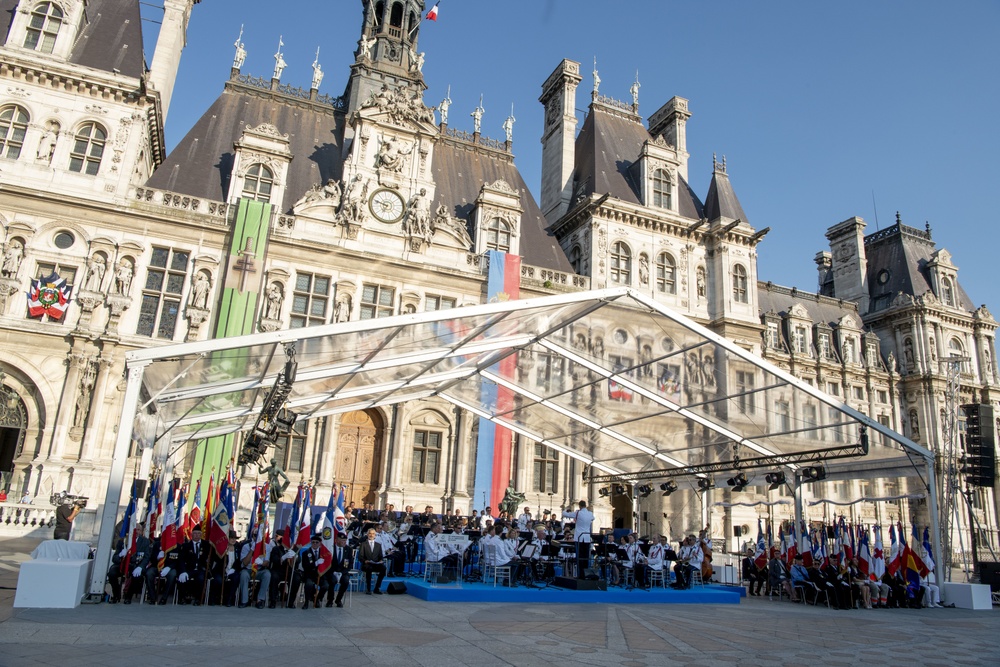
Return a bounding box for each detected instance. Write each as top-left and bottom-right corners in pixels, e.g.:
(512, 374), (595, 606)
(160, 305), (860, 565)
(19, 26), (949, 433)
(82, 253), (107, 293)
(36, 121), (58, 163)
(361, 84), (435, 126)
(110, 258), (134, 297)
(1, 239), (24, 278)
(432, 204), (472, 248)
(334, 294), (352, 323)
(70, 356), (98, 439)
(336, 175), (369, 237)
(402, 188), (432, 247)
(184, 306), (210, 341)
(374, 134), (412, 174)
(0, 278), (19, 315)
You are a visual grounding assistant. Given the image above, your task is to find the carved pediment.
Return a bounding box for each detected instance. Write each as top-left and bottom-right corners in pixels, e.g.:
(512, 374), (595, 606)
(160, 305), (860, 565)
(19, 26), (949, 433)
(788, 303), (809, 319)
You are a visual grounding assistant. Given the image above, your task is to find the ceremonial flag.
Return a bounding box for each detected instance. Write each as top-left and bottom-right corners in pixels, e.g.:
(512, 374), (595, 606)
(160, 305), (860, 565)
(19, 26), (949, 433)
(921, 527), (936, 573)
(175, 484), (187, 540)
(900, 523), (926, 587)
(766, 521), (773, 549)
(337, 484), (346, 512)
(119, 481), (139, 575)
(784, 522), (797, 566)
(203, 473), (215, 535)
(777, 524), (786, 561)
(295, 486), (313, 548)
(333, 504), (348, 535)
(906, 523), (929, 577)
(834, 520), (845, 561)
(858, 527), (873, 578)
(186, 481), (202, 538)
(27, 272), (72, 319)
(251, 483), (270, 574)
(317, 489), (337, 576)
(753, 519), (768, 569)
(159, 481), (178, 568)
(426, 2), (439, 21)
(872, 525), (886, 580)
(801, 523), (813, 567)
(811, 526), (825, 567)
(848, 521), (857, 561)
(146, 476), (162, 537)
(285, 485), (302, 544)
(887, 524), (901, 576)
(247, 485), (259, 542)
(209, 472), (234, 557)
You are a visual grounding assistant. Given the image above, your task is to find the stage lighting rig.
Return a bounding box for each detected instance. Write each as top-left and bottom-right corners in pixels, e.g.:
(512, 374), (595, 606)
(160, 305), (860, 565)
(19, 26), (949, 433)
(726, 472), (749, 492)
(599, 487), (610, 497)
(800, 466), (827, 482)
(637, 484), (653, 498)
(697, 478), (714, 491)
(765, 471), (786, 491)
(240, 345), (298, 466)
(659, 480), (678, 496)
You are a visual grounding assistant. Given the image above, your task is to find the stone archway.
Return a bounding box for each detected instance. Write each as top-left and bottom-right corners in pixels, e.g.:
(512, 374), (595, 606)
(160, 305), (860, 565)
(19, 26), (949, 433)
(334, 410), (385, 506)
(0, 383), (26, 492)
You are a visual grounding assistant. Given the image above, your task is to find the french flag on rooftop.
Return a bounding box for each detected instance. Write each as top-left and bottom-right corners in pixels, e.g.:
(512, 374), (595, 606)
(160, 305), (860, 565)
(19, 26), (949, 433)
(426, 3), (439, 21)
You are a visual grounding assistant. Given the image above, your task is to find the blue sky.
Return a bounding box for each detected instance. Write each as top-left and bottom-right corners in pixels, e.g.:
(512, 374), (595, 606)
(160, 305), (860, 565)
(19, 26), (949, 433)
(143, 0), (999, 303)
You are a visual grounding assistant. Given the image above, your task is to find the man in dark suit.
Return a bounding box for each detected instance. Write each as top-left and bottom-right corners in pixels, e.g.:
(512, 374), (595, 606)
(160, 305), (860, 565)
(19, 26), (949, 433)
(322, 533), (353, 608)
(292, 534), (327, 609)
(178, 525), (210, 604)
(358, 527), (386, 594)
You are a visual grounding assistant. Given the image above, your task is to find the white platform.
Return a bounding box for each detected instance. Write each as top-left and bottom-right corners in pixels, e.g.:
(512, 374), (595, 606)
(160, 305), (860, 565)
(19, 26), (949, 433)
(14, 559), (92, 608)
(941, 582), (993, 610)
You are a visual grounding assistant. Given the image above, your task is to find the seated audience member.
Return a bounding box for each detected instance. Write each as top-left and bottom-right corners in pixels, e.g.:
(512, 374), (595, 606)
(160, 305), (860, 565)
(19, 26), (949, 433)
(789, 554), (817, 603)
(768, 549), (796, 601)
(741, 546), (766, 596)
(820, 556), (852, 609)
(845, 558), (873, 609)
(209, 530), (242, 607)
(921, 573), (942, 608)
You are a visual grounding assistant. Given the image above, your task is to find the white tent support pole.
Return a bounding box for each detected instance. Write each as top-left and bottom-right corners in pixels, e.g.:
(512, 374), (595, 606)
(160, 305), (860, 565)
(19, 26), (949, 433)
(926, 455), (945, 583)
(794, 477), (804, 553)
(89, 361), (148, 597)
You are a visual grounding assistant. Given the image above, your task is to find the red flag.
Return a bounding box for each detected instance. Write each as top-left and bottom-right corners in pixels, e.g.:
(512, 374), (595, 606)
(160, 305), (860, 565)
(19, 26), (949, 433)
(295, 486), (313, 549)
(186, 481), (202, 538)
(158, 481), (178, 568)
(426, 3), (439, 21)
(203, 473), (215, 536)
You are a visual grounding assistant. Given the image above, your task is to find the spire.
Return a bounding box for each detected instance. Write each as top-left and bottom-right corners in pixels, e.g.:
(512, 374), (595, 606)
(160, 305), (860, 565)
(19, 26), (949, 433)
(147, 0), (198, 122)
(705, 156), (747, 223)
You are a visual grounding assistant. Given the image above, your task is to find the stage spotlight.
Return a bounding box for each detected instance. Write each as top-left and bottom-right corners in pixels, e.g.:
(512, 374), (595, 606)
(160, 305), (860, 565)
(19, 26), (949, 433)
(659, 481), (678, 496)
(599, 487), (610, 497)
(801, 466), (827, 482)
(274, 410), (299, 434)
(613, 484), (627, 496)
(637, 484), (653, 498)
(765, 471), (786, 491)
(697, 478), (714, 490)
(726, 472), (749, 492)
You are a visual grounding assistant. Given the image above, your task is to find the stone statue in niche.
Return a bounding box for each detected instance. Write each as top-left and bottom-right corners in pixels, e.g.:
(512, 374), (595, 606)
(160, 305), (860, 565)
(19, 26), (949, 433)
(908, 409), (920, 441)
(638, 254), (649, 286)
(73, 359), (97, 429)
(264, 283), (284, 320)
(334, 294), (352, 323)
(83, 254), (106, 292)
(111, 259), (133, 297)
(189, 272), (211, 310)
(903, 338), (914, 370)
(696, 267), (706, 298)
(36, 123), (58, 163)
(1, 239), (24, 278)
(403, 188), (432, 243)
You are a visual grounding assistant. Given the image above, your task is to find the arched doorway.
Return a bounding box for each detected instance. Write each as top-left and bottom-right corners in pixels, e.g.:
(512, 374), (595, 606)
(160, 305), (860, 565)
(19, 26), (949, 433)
(334, 410), (384, 506)
(0, 379), (26, 493)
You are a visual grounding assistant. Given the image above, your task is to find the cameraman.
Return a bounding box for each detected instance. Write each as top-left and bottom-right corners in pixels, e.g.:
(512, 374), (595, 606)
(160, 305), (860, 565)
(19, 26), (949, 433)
(54, 497), (83, 540)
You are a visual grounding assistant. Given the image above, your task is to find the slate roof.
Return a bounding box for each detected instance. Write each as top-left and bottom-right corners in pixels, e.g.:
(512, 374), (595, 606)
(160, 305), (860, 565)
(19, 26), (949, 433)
(0, 0), (145, 79)
(864, 223), (975, 312)
(146, 81), (346, 208)
(431, 140), (573, 272)
(704, 169), (748, 223)
(572, 104), (704, 220)
(758, 281), (860, 329)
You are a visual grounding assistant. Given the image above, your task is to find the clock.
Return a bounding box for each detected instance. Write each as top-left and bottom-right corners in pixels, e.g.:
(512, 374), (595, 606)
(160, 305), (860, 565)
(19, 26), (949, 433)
(877, 269), (890, 285)
(369, 188), (405, 223)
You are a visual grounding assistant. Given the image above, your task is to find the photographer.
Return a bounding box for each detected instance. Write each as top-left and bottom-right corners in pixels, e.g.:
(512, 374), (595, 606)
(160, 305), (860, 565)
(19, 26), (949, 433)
(54, 496), (84, 540)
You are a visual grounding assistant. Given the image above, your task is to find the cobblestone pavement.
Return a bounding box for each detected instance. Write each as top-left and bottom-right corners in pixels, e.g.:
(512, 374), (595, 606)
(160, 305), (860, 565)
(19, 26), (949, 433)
(1, 538), (998, 667)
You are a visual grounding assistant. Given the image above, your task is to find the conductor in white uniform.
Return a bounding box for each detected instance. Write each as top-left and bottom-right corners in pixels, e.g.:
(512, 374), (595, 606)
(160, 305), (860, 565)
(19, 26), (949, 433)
(562, 500), (595, 579)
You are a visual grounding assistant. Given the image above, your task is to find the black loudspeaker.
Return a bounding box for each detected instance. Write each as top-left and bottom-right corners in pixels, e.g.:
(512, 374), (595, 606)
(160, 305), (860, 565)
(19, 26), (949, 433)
(733, 526), (742, 537)
(386, 582), (407, 595)
(584, 568), (600, 580)
(826, 526), (836, 539)
(132, 479), (148, 498)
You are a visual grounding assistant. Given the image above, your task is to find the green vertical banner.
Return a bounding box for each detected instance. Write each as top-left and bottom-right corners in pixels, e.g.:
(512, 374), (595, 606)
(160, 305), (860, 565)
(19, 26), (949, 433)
(191, 199), (273, 489)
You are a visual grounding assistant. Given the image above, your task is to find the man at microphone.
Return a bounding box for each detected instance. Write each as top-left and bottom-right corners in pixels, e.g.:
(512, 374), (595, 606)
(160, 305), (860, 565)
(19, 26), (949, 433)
(561, 500), (595, 579)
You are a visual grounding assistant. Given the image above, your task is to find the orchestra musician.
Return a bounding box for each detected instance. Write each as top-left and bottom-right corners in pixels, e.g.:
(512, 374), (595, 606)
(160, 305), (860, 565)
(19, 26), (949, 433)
(698, 527), (714, 583)
(561, 500), (595, 579)
(516, 506), (533, 531)
(376, 521), (404, 577)
(625, 533), (649, 589)
(647, 535), (671, 586)
(423, 522), (461, 570)
(672, 534), (702, 589)
(516, 524), (554, 583)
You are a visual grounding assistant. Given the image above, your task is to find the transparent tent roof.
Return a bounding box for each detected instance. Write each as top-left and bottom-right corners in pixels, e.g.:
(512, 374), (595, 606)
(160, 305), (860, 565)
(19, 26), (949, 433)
(127, 288), (931, 481)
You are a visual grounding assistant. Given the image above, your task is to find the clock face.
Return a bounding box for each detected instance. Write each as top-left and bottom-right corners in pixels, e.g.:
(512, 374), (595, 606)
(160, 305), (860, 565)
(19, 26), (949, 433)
(877, 269), (890, 285)
(369, 188), (405, 223)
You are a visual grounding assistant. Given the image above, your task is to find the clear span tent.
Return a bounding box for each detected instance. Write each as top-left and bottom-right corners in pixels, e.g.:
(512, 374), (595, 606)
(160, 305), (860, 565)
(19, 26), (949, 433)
(89, 288), (941, 595)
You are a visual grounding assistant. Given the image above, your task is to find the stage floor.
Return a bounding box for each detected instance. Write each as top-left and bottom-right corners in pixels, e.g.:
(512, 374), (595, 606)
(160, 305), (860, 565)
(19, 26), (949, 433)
(396, 577), (744, 604)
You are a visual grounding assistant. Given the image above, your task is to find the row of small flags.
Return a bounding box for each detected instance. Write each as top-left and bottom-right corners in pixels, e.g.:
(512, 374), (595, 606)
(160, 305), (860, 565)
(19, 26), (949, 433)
(116, 465), (351, 576)
(751, 517), (935, 584)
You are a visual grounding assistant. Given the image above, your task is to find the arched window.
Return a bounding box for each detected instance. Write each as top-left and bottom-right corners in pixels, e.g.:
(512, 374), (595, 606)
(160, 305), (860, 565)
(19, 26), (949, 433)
(69, 122), (106, 175)
(948, 337), (970, 373)
(486, 218), (511, 252)
(651, 168), (672, 209)
(0, 105), (29, 160)
(569, 245), (583, 274)
(610, 241), (631, 284)
(241, 164), (274, 202)
(374, 1), (385, 29)
(655, 252), (676, 294)
(23, 2), (64, 54)
(732, 264), (748, 303)
(390, 2), (404, 27)
(941, 277), (955, 306)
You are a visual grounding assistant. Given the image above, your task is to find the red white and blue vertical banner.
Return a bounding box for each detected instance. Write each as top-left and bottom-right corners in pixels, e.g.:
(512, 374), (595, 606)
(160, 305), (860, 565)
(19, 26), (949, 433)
(473, 250), (521, 509)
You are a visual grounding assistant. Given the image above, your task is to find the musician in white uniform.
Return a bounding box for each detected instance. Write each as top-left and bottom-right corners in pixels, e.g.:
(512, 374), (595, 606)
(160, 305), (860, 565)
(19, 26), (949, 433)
(561, 500), (595, 579)
(625, 534), (649, 589)
(423, 522), (460, 568)
(516, 507), (533, 531)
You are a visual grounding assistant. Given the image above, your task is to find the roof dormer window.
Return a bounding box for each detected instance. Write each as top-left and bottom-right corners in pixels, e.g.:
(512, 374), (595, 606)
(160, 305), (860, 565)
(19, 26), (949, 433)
(23, 2), (64, 54)
(651, 168), (673, 210)
(941, 276), (955, 307)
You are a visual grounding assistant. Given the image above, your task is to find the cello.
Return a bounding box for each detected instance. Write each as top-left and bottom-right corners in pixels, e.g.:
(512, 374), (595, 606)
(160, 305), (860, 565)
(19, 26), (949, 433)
(699, 527), (714, 582)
